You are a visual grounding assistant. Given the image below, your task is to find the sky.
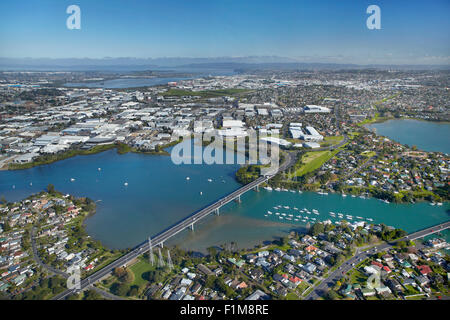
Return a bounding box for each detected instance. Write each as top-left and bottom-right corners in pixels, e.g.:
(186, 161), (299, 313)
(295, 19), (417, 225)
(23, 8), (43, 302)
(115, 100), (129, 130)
(0, 0), (449, 65)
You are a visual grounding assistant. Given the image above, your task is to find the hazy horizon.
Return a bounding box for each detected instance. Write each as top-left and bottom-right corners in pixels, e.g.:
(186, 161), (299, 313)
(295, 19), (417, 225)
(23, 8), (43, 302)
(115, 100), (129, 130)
(0, 0), (449, 66)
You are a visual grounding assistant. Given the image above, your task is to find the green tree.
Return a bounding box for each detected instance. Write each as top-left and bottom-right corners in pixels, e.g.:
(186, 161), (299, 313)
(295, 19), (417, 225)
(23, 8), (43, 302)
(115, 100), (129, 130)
(326, 290), (339, 300)
(83, 289), (103, 300)
(310, 223), (325, 236)
(111, 282), (129, 296)
(127, 285), (139, 297)
(47, 184), (55, 194)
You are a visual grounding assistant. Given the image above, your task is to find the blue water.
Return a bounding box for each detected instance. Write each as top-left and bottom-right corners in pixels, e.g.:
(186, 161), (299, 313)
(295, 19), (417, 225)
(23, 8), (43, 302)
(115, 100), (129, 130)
(169, 190), (450, 252)
(0, 147), (241, 249)
(365, 119), (450, 154)
(64, 77), (192, 89)
(0, 144), (448, 252)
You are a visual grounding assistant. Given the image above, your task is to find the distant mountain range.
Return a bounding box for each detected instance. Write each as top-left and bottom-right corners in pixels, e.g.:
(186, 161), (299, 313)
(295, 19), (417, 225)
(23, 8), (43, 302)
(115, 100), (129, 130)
(0, 56), (448, 72)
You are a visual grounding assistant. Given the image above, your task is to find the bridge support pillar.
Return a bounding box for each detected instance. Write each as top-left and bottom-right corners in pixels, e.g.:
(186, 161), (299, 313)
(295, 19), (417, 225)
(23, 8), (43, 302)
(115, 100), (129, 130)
(254, 185), (260, 192)
(215, 208), (220, 216)
(159, 242), (164, 248)
(190, 223), (194, 231)
(235, 195), (241, 203)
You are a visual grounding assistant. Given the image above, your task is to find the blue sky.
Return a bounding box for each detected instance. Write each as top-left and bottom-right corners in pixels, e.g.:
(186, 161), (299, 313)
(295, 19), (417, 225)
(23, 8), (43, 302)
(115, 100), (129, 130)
(0, 0), (449, 64)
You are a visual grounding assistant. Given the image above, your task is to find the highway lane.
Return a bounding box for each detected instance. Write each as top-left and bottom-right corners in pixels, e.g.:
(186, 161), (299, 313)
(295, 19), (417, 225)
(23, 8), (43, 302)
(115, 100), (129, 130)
(305, 221), (450, 300)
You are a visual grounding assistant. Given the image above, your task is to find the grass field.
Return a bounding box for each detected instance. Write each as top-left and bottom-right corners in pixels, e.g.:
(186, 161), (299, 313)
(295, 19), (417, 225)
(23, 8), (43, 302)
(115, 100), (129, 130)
(349, 268), (368, 285)
(320, 135), (344, 147)
(285, 292), (300, 300)
(129, 258), (156, 288)
(361, 150), (376, 158)
(294, 148), (340, 177)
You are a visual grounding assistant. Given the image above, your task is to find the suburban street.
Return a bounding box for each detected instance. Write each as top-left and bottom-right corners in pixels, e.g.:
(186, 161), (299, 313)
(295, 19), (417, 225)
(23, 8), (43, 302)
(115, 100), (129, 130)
(305, 221), (450, 300)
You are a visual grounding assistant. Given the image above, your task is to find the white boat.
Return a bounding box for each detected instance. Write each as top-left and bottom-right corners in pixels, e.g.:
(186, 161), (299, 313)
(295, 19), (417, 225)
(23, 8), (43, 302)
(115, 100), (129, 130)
(124, 182), (128, 186)
(208, 179), (212, 182)
(302, 219), (306, 222)
(264, 186), (273, 191)
(267, 211), (272, 214)
(283, 206), (290, 209)
(430, 203), (435, 206)
(342, 193), (347, 197)
(294, 219), (299, 221)
(275, 188), (281, 192)
(279, 217), (284, 220)
(186, 177), (190, 180)
(281, 213), (286, 216)
(70, 178), (75, 182)
(200, 191), (203, 195)
(275, 212), (280, 215)
(30, 182), (32, 186)
(98, 168), (101, 171)
(437, 202), (443, 206)
(351, 195), (356, 198)
(264, 214), (268, 217)
(356, 216), (363, 219)
(290, 190), (296, 193)
(288, 214), (293, 217)
(286, 217), (292, 221)
(281, 188), (289, 192)
(298, 190), (303, 194)
(367, 218), (373, 221)
(293, 207), (299, 210)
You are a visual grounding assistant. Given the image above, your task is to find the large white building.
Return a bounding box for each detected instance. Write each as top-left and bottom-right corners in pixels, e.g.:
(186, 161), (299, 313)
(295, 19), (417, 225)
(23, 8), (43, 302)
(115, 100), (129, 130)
(218, 119), (247, 138)
(289, 122), (323, 141)
(304, 105), (330, 113)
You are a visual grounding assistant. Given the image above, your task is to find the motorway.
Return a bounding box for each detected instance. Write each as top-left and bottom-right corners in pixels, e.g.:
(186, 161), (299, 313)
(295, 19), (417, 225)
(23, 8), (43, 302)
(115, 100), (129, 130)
(53, 151), (297, 300)
(305, 221), (450, 300)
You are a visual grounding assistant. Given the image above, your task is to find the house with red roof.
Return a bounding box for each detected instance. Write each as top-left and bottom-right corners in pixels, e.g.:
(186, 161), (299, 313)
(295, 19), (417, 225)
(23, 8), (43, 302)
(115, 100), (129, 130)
(417, 265), (432, 275)
(289, 276), (302, 285)
(371, 261), (383, 268)
(305, 245), (318, 253)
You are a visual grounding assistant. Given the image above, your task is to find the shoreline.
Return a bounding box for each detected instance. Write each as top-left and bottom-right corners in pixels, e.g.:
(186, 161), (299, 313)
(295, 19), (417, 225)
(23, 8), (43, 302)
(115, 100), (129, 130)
(362, 117), (450, 155)
(361, 115), (450, 127)
(3, 140), (182, 171)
